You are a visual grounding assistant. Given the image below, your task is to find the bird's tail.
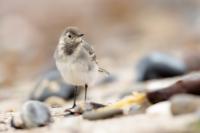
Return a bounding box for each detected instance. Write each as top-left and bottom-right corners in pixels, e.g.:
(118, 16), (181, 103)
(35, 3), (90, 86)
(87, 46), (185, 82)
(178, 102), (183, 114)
(98, 67), (110, 75)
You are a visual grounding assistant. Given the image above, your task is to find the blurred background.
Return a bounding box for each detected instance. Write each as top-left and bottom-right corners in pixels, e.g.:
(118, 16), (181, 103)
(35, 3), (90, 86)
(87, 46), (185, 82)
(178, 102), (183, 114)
(2, 1), (200, 132)
(1, 0), (200, 86)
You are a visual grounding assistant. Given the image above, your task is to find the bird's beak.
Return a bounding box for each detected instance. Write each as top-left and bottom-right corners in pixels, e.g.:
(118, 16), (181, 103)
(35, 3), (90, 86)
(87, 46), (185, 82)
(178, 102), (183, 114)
(78, 34), (84, 37)
(75, 35), (84, 43)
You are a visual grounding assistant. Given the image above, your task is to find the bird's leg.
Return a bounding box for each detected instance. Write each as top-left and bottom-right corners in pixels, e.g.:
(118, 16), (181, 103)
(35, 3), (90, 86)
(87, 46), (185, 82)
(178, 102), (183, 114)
(71, 86), (78, 108)
(84, 84), (88, 103)
(65, 86), (78, 112)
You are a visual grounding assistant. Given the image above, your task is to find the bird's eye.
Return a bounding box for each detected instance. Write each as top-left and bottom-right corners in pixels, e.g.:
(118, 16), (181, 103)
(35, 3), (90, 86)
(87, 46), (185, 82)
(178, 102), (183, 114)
(68, 34), (72, 38)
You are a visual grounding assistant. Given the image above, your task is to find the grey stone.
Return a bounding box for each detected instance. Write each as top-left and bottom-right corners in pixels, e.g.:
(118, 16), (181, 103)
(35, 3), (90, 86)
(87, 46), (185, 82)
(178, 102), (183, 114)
(136, 52), (187, 81)
(11, 101), (52, 129)
(170, 94), (200, 115)
(29, 70), (77, 101)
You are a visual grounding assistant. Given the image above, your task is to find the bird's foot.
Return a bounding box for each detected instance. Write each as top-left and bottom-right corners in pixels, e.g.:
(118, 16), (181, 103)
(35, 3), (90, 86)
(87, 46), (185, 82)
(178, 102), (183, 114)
(64, 102), (106, 117)
(64, 105), (82, 116)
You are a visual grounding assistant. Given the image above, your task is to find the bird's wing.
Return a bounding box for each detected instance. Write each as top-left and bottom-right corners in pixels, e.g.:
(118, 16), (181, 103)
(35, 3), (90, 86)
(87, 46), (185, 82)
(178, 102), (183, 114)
(82, 41), (97, 61)
(82, 41), (109, 75)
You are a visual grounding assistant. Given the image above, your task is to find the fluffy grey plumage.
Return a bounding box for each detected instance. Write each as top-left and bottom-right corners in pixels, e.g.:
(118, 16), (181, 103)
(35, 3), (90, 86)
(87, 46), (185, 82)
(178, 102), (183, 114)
(54, 26), (109, 109)
(54, 26), (108, 86)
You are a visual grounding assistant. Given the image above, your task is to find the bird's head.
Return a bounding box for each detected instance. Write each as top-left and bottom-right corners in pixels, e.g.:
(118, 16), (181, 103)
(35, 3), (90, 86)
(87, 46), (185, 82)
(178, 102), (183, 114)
(59, 26), (84, 45)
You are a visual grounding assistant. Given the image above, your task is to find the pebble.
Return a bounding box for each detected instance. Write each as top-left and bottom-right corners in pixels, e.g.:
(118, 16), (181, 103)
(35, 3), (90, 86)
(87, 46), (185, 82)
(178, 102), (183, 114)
(0, 121), (8, 132)
(146, 101), (171, 116)
(45, 96), (67, 107)
(11, 113), (24, 129)
(83, 108), (123, 120)
(64, 102), (106, 116)
(11, 101), (52, 129)
(29, 70), (78, 102)
(170, 94), (200, 115)
(74, 102), (106, 114)
(136, 52), (187, 81)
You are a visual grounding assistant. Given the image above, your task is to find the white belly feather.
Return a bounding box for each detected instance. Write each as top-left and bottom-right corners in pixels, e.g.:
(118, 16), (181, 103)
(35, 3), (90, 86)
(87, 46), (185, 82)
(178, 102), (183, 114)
(56, 56), (97, 86)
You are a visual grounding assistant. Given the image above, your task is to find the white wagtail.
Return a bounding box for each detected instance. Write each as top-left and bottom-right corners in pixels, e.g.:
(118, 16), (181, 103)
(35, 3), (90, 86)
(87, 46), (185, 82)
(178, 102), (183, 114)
(54, 26), (109, 109)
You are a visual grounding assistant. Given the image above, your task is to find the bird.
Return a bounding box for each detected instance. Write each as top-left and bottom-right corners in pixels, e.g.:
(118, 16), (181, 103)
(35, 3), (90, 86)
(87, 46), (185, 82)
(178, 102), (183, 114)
(54, 26), (109, 110)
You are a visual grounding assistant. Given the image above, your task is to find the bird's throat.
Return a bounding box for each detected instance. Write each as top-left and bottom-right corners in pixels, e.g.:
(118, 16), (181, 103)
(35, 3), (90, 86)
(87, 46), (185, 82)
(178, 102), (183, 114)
(62, 43), (80, 55)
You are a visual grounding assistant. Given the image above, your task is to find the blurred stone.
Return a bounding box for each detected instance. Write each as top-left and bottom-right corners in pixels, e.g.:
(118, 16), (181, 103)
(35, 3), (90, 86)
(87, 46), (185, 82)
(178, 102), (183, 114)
(146, 101), (171, 116)
(170, 94), (200, 115)
(147, 72), (200, 104)
(0, 122), (8, 132)
(82, 92), (148, 120)
(83, 108), (123, 120)
(10, 113), (24, 129)
(45, 96), (67, 107)
(11, 101), (51, 129)
(74, 102), (106, 114)
(118, 90), (133, 99)
(136, 52), (187, 81)
(126, 98), (151, 115)
(183, 53), (200, 71)
(64, 102), (106, 116)
(29, 70), (78, 101)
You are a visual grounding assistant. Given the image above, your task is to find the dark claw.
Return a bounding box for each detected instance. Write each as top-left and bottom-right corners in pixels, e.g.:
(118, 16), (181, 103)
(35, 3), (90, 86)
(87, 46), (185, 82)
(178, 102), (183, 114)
(64, 109), (75, 116)
(64, 108), (81, 117)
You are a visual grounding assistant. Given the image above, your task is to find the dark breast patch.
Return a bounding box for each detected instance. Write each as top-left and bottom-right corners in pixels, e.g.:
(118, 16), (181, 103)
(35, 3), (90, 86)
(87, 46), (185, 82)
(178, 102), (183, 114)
(63, 43), (79, 55)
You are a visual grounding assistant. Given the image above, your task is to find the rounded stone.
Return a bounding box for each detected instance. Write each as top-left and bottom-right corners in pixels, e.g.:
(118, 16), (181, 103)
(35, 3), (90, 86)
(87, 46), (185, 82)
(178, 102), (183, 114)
(21, 101), (51, 128)
(83, 108), (123, 120)
(29, 70), (77, 102)
(170, 94), (200, 115)
(136, 52), (187, 81)
(11, 101), (52, 129)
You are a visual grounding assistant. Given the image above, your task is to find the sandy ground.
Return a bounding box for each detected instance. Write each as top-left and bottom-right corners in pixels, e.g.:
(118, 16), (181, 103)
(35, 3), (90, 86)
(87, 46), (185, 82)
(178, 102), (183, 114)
(0, 75), (199, 133)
